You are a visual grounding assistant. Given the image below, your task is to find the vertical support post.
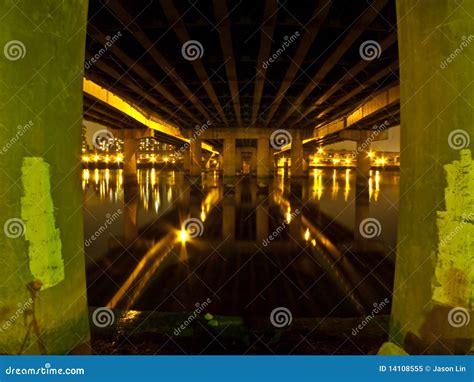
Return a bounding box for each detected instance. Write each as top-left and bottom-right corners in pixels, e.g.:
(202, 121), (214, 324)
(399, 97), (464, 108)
(190, 138), (202, 177)
(387, 0), (474, 354)
(354, 140), (371, 249)
(257, 137), (270, 178)
(223, 138), (236, 179)
(291, 130), (304, 178)
(0, 0), (90, 354)
(123, 129), (138, 182)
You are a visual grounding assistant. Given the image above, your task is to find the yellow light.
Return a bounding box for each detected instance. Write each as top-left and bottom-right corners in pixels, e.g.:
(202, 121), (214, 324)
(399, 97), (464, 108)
(304, 228), (310, 241)
(345, 158), (350, 165)
(311, 239), (316, 247)
(200, 210), (206, 222)
(116, 154), (123, 163)
(105, 155), (110, 163)
(94, 155), (99, 162)
(380, 158), (386, 165)
(332, 158), (340, 165)
(150, 155), (156, 163)
(179, 229), (188, 243)
(317, 147), (324, 154)
(368, 151), (374, 158)
(164, 157), (169, 163)
(82, 155), (89, 162)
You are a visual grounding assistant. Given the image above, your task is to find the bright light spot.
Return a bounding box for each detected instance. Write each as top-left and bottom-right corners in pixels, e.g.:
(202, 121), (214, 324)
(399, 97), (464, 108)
(304, 228), (310, 241)
(368, 151), (374, 158)
(82, 155), (89, 162)
(200, 210), (206, 222)
(179, 229), (188, 243)
(94, 155), (99, 162)
(317, 147), (324, 154)
(311, 239), (316, 247)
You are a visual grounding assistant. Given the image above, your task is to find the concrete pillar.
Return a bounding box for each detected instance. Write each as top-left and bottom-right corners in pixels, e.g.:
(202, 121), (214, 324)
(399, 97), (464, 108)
(386, 1), (474, 355)
(123, 181), (138, 245)
(123, 130), (139, 181)
(223, 138), (236, 178)
(183, 147), (191, 173)
(291, 130), (304, 177)
(257, 138), (271, 178)
(0, 1), (89, 354)
(190, 138), (202, 177)
(353, 140), (371, 249)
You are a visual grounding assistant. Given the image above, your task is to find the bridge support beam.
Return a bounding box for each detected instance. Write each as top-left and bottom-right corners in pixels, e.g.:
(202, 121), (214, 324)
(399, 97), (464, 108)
(385, 0), (474, 355)
(0, 1), (90, 354)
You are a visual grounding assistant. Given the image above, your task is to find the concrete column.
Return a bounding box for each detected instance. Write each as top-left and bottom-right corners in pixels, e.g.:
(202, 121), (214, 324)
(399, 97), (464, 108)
(385, 1), (474, 355)
(257, 138), (271, 178)
(123, 130), (139, 181)
(0, 1), (89, 354)
(291, 130), (304, 178)
(353, 140), (371, 249)
(190, 138), (202, 177)
(183, 148), (191, 173)
(223, 138), (236, 178)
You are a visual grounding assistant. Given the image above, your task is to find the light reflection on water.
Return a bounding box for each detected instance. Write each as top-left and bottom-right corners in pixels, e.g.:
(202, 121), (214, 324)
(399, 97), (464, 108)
(83, 168), (399, 318)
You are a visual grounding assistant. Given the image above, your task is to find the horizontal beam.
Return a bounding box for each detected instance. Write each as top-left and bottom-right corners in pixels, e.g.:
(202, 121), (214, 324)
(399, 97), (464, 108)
(83, 78), (218, 154)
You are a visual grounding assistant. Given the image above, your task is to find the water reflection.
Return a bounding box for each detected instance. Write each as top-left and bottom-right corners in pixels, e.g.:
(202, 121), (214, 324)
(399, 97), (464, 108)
(84, 168), (399, 319)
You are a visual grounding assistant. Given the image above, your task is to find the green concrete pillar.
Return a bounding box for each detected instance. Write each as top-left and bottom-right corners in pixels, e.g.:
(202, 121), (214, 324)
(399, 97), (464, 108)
(0, 0), (90, 354)
(390, 0), (474, 354)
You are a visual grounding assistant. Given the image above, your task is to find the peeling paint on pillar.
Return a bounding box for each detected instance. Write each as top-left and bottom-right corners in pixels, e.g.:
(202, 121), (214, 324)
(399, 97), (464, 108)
(433, 149), (474, 307)
(21, 157), (64, 289)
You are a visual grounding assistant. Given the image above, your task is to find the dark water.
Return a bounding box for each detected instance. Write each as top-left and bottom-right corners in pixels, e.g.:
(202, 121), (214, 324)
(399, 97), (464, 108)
(83, 168), (398, 319)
